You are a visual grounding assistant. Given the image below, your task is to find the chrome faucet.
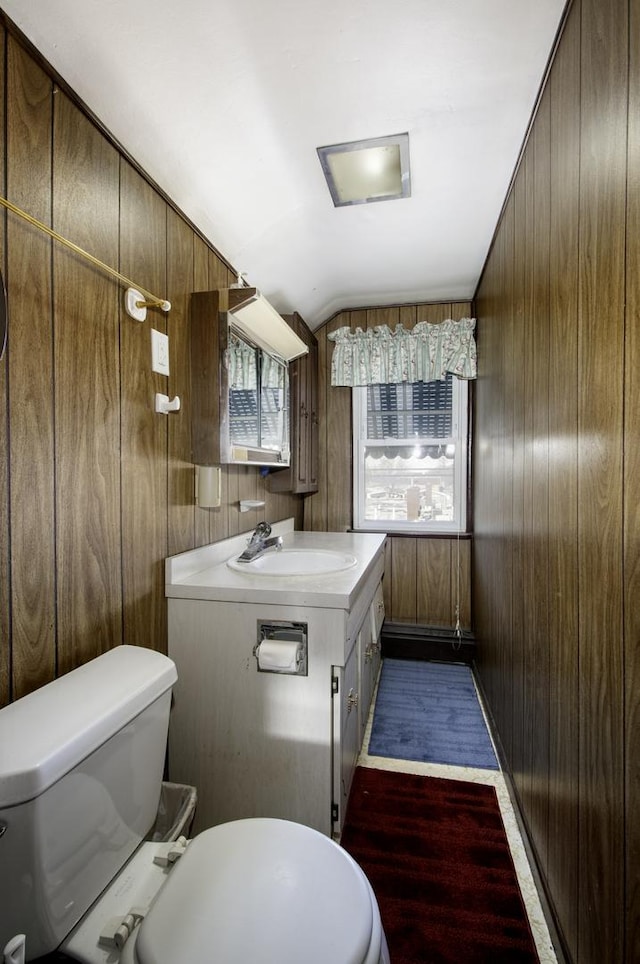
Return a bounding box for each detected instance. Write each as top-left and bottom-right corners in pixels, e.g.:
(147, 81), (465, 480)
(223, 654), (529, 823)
(236, 522), (283, 563)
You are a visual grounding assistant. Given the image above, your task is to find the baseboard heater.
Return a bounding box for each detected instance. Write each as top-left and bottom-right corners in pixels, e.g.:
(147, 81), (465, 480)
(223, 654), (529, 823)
(381, 621), (476, 664)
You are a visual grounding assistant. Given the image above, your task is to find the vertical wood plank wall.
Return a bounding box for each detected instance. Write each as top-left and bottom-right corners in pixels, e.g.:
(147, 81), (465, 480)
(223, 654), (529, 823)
(0, 27), (303, 704)
(307, 302), (472, 632)
(473, 0), (637, 961)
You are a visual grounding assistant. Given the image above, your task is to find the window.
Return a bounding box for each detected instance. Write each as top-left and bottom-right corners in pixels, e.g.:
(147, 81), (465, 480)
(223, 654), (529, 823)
(353, 374), (469, 533)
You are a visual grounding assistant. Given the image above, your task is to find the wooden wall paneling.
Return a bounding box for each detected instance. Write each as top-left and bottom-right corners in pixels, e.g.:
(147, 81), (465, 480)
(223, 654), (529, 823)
(473, 251), (501, 707)
(528, 83), (552, 873)
(577, 0), (627, 958)
(6, 39), (56, 697)
(416, 302), (451, 325)
(518, 146), (537, 820)
(451, 301), (472, 320)
(365, 305), (399, 330)
(348, 308), (366, 331)
(416, 538), (451, 626)
(237, 465), (260, 530)
(486, 259), (505, 709)
(477, 199), (495, 716)
(491, 222), (509, 740)
(497, 195), (515, 759)
(390, 536), (417, 622)
(206, 252), (232, 543)
(304, 308), (332, 531)
(263, 472), (281, 525)
(626, 0), (640, 955)
(193, 235), (209, 292)
(192, 235), (212, 547)
(451, 537), (471, 630)
(473, 0), (632, 956)
(226, 465), (242, 536)
(509, 162), (528, 809)
(475, 263), (495, 695)
(325, 311), (353, 532)
(398, 304), (417, 330)
(119, 162), (168, 654)
(546, 3), (580, 954)
(52, 93), (122, 675)
(0, 25), (8, 707)
(166, 209), (196, 556)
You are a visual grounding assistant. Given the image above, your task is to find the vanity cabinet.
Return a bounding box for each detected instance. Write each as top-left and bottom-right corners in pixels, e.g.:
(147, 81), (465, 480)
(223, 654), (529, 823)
(268, 313), (318, 494)
(165, 525), (385, 838)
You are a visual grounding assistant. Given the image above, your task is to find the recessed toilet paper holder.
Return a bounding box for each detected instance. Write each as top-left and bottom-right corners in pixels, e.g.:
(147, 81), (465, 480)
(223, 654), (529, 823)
(254, 620), (308, 676)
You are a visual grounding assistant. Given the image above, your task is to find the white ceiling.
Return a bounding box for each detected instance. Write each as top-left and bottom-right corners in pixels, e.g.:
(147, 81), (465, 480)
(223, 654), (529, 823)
(1, 0), (566, 329)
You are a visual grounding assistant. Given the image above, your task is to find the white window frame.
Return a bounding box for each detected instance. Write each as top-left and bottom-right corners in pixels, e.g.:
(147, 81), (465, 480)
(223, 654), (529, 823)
(352, 377), (469, 535)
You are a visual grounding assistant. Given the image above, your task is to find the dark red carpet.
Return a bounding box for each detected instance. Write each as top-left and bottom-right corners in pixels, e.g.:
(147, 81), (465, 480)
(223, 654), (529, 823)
(340, 767), (539, 963)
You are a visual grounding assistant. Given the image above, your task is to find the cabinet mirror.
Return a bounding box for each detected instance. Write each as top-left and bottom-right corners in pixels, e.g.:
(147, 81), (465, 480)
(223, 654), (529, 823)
(225, 327), (290, 464)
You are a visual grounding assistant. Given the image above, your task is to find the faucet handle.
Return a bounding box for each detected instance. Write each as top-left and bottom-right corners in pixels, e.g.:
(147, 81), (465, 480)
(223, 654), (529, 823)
(248, 521), (271, 545)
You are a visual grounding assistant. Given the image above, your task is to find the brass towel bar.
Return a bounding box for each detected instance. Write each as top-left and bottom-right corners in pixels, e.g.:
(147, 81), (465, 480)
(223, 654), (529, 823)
(0, 195), (170, 313)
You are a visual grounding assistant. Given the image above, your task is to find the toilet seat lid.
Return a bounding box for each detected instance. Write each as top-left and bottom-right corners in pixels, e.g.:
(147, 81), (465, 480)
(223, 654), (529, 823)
(135, 818), (376, 964)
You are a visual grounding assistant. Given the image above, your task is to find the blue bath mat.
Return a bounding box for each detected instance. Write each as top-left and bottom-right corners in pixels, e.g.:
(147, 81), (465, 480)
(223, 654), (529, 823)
(368, 660), (499, 769)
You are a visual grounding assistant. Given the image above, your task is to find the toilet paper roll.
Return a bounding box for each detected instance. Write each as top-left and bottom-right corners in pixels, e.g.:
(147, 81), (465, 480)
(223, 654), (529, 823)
(257, 639), (300, 673)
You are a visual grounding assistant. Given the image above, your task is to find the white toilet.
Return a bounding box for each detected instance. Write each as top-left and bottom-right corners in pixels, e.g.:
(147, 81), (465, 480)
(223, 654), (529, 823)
(0, 645), (390, 964)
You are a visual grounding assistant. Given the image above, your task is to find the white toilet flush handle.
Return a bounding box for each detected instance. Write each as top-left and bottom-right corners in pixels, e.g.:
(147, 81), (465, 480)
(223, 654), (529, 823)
(3, 935), (26, 964)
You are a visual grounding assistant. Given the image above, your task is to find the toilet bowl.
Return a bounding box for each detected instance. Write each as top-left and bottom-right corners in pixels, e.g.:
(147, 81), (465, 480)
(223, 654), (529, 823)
(0, 646), (389, 964)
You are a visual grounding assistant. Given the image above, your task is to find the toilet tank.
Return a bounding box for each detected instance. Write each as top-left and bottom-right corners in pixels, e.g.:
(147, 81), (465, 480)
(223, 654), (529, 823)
(0, 645), (177, 961)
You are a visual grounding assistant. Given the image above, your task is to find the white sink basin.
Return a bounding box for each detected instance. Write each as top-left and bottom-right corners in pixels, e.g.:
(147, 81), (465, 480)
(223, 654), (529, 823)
(227, 548), (358, 576)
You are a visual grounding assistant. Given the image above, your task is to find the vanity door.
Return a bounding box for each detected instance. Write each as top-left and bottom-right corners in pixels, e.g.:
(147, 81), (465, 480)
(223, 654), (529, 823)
(332, 643), (359, 834)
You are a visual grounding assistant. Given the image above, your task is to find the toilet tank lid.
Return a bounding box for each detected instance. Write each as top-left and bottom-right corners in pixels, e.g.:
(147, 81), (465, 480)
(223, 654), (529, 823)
(0, 646), (177, 808)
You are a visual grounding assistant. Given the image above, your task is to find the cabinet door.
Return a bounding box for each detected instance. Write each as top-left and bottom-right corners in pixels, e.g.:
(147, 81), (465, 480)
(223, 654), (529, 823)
(268, 314), (318, 494)
(358, 613), (375, 744)
(370, 580), (384, 688)
(332, 644), (359, 833)
(296, 348), (309, 489)
(307, 338), (319, 489)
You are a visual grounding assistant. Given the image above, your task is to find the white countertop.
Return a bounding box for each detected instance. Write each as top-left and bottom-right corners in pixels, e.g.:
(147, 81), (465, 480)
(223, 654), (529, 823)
(165, 521), (386, 609)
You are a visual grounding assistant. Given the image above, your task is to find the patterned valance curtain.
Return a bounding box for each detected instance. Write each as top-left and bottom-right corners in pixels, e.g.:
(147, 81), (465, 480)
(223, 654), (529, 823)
(327, 318), (477, 386)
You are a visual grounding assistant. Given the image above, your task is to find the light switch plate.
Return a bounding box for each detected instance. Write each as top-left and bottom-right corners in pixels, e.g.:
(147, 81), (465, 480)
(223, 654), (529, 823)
(151, 329), (169, 376)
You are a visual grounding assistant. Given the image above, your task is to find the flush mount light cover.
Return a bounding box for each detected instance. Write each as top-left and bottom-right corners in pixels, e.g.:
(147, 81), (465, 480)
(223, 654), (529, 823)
(317, 133), (411, 207)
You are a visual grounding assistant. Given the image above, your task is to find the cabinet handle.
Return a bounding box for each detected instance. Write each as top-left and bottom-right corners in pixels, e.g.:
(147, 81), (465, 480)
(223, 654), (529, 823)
(347, 688), (359, 713)
(364, 646), (373, 663)
(300, 402), (309, 419)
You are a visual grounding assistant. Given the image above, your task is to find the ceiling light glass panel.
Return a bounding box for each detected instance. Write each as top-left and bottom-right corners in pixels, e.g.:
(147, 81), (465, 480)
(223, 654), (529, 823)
(317, 133), (411, 207)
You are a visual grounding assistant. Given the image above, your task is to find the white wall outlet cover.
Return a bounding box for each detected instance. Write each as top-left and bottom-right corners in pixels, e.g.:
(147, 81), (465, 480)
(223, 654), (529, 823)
(151, 329), (170, 375)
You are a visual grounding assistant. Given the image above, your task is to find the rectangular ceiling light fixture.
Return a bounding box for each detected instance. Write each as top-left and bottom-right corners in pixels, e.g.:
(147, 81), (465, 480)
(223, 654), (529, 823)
(317, 133), (410, 207)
